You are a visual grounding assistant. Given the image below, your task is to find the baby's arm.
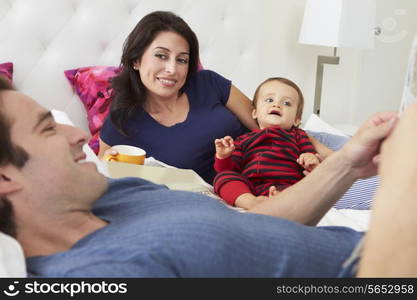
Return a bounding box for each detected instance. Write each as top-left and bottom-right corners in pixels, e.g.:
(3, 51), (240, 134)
(214, 136), (235, 159)
(297, 152), (320, 172)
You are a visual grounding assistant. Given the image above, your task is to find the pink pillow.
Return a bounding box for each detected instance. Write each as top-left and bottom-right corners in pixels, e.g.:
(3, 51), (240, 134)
(64, 66), (121, 154)
(0, 62), (13, 82)
(65, 62), (203, 154)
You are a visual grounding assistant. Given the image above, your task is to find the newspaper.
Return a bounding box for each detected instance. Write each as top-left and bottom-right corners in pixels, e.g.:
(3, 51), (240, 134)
(106, 159), (225, 201)
(399, 35), (417, 114)
(106, 159), (246, 211)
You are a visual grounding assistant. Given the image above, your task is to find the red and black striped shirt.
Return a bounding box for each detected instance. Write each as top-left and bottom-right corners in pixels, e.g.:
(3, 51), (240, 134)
(214, 126), (316, 192)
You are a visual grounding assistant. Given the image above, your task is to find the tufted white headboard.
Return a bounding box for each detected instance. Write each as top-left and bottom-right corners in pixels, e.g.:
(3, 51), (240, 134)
(0, 0), (260, 131)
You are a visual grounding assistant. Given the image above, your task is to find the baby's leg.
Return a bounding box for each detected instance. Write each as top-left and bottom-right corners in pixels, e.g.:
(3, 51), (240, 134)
(235, 193), (268, 210)
(235, 186), (280, 210)
(214, 171), (256, 208)
(268, 185), (279, 197)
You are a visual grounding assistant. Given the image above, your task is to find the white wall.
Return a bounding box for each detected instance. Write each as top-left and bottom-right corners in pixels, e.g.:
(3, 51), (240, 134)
(2, 0), (414, 130)
(258, 0), (417, 128)
(352, 0), (417, 125)
(0, 0), (262, 131)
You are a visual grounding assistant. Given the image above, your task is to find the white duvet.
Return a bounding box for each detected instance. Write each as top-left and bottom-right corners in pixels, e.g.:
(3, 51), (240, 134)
(318, 208), (371, 232)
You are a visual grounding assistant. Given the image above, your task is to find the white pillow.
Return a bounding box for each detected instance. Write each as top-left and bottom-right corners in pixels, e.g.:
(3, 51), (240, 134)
(303, 113), (378, 215)
(51, 109), (109, 177)
(0, 232), (26, 277)
(303, 114), (348, 137)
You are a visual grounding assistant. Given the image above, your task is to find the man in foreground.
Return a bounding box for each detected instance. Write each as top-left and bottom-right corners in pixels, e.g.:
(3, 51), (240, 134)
(0, 77), (415, 277)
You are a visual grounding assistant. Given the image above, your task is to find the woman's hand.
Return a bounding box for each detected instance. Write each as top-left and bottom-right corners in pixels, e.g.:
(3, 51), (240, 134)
(308, 135), (334, 159)
(101, 148), (119, 161)
(215, 136), (235, 159)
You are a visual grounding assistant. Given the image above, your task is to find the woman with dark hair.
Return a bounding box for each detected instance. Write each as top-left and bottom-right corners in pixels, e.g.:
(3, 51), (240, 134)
(99, 11), (329, 183)
(98, 11), (257, 183)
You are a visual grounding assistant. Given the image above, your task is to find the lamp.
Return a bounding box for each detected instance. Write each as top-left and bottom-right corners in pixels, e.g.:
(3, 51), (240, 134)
(298, 0), (376, 116)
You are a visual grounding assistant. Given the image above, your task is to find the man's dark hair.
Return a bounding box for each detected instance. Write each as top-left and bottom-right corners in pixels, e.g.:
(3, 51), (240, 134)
(0, 76), (29, 237)
(0, 77), (29, 167)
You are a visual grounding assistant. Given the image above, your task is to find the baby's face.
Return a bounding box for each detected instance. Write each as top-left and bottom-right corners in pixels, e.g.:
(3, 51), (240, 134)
(252, 81), (300, 130)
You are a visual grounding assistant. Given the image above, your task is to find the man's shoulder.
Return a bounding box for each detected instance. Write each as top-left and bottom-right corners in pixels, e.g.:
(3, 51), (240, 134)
(94, 177), (167, 206)
(107, 177), (167, 191)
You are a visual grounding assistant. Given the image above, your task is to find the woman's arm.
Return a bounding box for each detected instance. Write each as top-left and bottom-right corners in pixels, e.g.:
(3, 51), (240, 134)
(225, 85), (259, 130)
(97, 138), (112, 159)
(249, 111), (398, 226)
(308, 134), (334, 159)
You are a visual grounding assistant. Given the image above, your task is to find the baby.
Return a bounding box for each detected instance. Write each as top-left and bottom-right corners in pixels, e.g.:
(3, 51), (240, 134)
(214, 77), (320, 209)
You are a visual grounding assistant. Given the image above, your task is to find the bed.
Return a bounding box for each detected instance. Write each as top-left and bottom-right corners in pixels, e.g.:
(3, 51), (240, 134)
(0, 0), (376, 277)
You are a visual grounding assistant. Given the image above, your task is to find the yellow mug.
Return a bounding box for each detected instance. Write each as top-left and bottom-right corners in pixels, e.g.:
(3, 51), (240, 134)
(103, 145), (146, 165)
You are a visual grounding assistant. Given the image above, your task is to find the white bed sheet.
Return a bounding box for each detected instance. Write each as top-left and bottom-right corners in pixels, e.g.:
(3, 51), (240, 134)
(318, 208), (370, 232)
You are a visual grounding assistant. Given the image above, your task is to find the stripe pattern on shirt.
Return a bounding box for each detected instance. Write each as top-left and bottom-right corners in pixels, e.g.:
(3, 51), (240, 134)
(214, 127), (315, 196)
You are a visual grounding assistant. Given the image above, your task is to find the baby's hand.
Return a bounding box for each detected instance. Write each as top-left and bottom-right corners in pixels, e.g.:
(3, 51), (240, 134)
(215, 136), (235, 159)
(297, 152), (320, 172)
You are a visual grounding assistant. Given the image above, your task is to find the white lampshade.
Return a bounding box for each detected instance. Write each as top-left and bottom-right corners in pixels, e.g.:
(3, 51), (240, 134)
(299, 0), (376, 49)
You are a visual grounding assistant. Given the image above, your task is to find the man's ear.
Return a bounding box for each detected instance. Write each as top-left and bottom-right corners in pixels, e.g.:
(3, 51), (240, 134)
(0, 168), (23, 195)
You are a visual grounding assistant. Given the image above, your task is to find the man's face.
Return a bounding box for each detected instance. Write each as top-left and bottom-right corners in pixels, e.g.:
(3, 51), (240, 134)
(2, 91), (107, 213)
